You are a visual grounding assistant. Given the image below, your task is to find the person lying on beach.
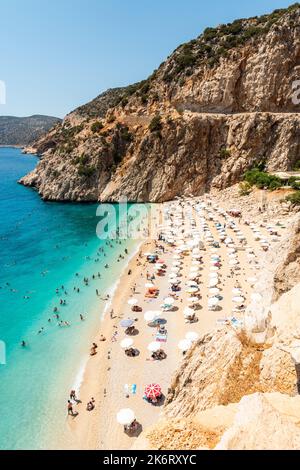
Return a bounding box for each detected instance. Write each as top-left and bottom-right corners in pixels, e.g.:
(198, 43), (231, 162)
(86, 398), (95, 411)
(90, 342), (98, 355)
(99, 334), (106, 341)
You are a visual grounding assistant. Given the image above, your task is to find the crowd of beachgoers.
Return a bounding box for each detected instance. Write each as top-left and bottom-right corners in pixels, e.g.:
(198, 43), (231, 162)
(63, 195), (286, 449)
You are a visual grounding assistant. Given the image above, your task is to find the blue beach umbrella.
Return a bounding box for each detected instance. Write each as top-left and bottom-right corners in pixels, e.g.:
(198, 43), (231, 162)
(120, 319), (135, 328)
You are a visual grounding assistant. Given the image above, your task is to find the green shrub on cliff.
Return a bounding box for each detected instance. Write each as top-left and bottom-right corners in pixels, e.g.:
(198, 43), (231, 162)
(286, 191), (300, 205)
(292, 160), (300, 171)
(243, 169), (282, 190)
(239, 181), (252, 196)
(78, 164), (96, 177)
(149, 115), (162, 133)
(91, 121), (103, 133)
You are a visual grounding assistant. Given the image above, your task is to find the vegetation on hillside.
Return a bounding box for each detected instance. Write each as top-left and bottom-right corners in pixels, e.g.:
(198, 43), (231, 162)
(243, 168), (282, 190)
(162, 3), (299, 81)
(0, 115), (61, 146)
(286, 191), (300, 205)
(149, 114), (163, 133)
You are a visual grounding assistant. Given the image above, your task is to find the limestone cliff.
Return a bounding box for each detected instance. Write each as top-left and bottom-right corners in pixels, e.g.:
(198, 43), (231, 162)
(20, 4), (300, 202)
(273, 218), (300, 299)
(132, 393), (300, 450)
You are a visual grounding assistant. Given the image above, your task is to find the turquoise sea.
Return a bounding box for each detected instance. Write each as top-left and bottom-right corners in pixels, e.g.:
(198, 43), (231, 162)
(0, 147), (138, 449)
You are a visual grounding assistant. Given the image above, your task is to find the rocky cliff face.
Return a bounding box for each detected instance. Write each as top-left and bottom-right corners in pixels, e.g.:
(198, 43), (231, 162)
(273, 218), (300, 299)
(20, 4), (300, 202)
(133, 393), (300, 450)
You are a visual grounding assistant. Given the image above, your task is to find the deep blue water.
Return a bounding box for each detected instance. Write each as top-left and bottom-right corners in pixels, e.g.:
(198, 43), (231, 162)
(0, 148), (137, 449)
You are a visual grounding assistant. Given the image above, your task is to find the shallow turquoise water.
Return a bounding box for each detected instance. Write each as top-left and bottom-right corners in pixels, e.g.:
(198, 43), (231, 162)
(0, 148), (138, 449)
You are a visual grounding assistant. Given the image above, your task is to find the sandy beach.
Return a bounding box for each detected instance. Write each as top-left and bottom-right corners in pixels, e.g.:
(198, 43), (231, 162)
(64, 195), (288, 450)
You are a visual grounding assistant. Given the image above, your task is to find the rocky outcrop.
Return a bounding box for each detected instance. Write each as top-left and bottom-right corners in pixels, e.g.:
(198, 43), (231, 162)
(273, 218), (300, 300)
(133, 392), (300, 450)
(163, 327), (296, 418)
(215, 393), (300, 450)
(20, 5), (300, 202)
(20, 112), (300, 202)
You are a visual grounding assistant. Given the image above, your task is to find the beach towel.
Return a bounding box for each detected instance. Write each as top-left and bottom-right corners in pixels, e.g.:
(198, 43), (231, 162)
(131, 384), (137, 395)
(156, 333), (167, 342)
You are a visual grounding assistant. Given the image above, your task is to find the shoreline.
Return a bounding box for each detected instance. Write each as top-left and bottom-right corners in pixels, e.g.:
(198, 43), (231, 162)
(0, 144), (24, 148)
(71, 240), (144, 395)
(63, 237), (150, 449)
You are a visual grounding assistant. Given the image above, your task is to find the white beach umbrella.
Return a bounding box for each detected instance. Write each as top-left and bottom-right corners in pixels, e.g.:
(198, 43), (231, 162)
(172, 261), (182, 267)
(191, 260), (201, 266)
(232, 287), (242, 295)
(186, 281), (198, 287)
(185, 332), (199, 342)
(187, 297), (199, 304)
(147, 342), (161, 353)
(208, 296), (220, 306)
(178, 339), (193, 352)
(184, 306), (195, 316)
(171, 267), (180, 273)
(209, 287), (220, 295)
(120, 338), (134, 349)
(232, 296), (245, 304)
(189, 268), (200, 275)
(169, 272), (178, 277)
(144, 311), (160, 322)
(127, 298), (138, 306)
(164, 297), (175, 305)
(209, 272), (218, 278)
(209, 278), (218, 287)
(210, 266), (219, 272)
(145, 282), (154, 288)
(117, 408), (135, 425)
(247, 277), (257, 284)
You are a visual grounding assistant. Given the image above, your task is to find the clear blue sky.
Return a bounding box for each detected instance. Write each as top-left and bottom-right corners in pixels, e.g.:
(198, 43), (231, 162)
(0, 0), (295, 117)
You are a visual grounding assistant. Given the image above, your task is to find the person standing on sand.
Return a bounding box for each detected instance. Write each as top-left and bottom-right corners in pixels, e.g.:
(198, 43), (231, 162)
(67, 400), (75, 416)
(70, 390), (76, 401)
(110, 309), (114, 319)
